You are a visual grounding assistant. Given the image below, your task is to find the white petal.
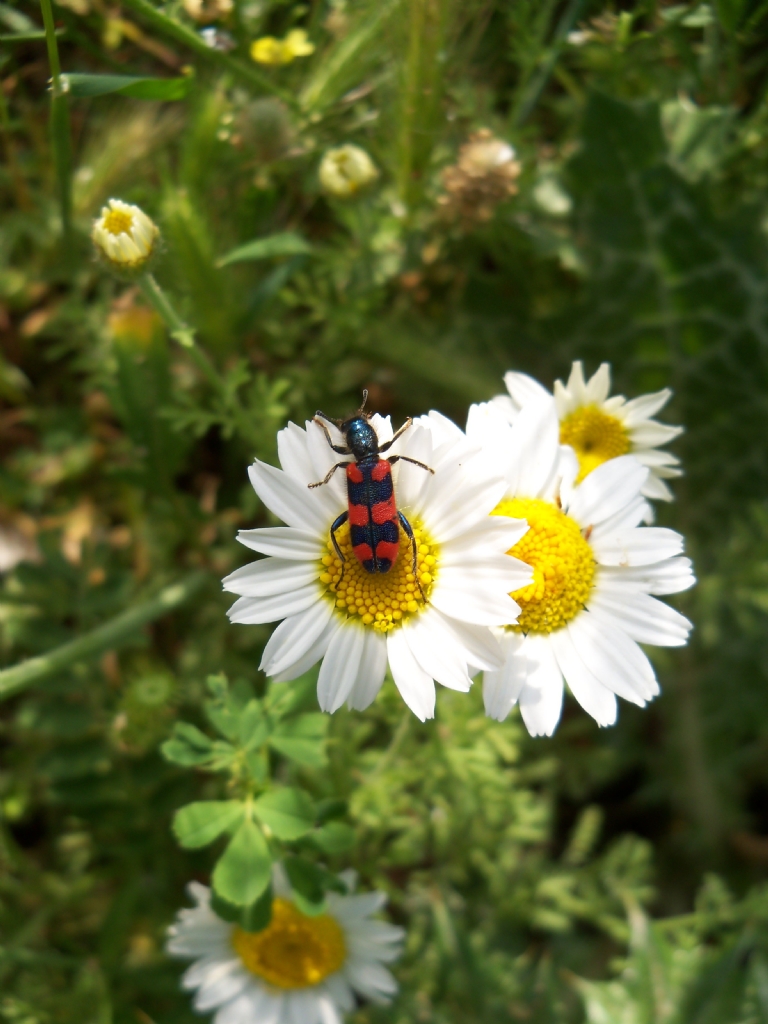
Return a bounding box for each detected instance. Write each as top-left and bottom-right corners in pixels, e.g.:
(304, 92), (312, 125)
(508, 398), (561, 499)
(517, 634), (564, 737)
(591, 527), (684, 567)
(237, 527), (324, 560)
(550, 626), (618, 727)
(405, 610), (473, 692)
(483, 633), (527, 720)
(387, 627), (435, 720)
(621, 389), (673, 426)
(323, 973), (355, 1013)
(286, 991), (321, 1024)
(430, 582), (521, 626)
(569, 612), (659, 703)
(227, 585), (319, 624)
(503, 370), (551, 411)
(588, 493), (649, 539)
(589, 589), (692, 646)
(317, 624), (366, 713)
(633, 447), (682, 470)
(248, 461), (328, 533)
(305, 418), (348, 508)
(345, 960), (398, 1003)
(641, 474), (674, 501)
(598, 556), (695, 596)
(317, 993), (343, 1024)
(392, 421), (434, 511)
(222, 558), (318, 597)
(586, 362), (611, 404)
(566, 361), (589, 403)
(629, 421), (683, 447)
(277, 421), (319, 479)
(216, 989), (281, 1024)
(270, 617), (339, 682)
(346, 630), (388, 711)
(260, 600), (336, 676)
(448, 618), (505, 672)
(566, 456), (648, 528)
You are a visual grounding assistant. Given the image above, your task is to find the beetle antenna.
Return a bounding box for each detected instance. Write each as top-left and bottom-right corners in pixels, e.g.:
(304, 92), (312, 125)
(359, 389), (369, 415)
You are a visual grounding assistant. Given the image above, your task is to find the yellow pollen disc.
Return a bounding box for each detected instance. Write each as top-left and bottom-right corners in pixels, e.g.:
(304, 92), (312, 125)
(232, 898), (346, 990)
(101, 209), (134, 236)
(319, 518), (437, 634)
(493, 498), (595, 634)
(559, 404), (630, 482)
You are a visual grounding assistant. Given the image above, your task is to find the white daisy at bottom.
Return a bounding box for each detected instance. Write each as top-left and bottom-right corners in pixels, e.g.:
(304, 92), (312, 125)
(223, 409), (531, 721)
(166, 873), (404, 1024)
(466, 396), (695, 737)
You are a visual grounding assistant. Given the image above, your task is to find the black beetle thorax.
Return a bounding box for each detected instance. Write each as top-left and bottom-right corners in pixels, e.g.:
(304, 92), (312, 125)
(343, 417), (379, 459)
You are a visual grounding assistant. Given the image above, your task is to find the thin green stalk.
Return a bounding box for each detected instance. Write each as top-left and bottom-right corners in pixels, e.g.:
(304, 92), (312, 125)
(118, 0), (297, 107)
(138, 273), (255, 443)
(513, 0), (586, 127)
(0, 571), (207, 702)
(39, 0), (73, 239)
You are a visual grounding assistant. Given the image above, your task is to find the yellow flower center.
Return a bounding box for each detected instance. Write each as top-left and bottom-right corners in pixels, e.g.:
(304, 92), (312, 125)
(232, 898), (346, 990)
(493, 498), (595, 634)
(319, 518), (437, 633)
(101, 208), (134, 236)
(559, 404), (630, 482)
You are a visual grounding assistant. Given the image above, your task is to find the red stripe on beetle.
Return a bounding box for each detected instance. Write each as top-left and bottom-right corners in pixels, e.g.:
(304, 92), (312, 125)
(376, 540), (400, 563)
(349, 504), (370, 526)
(353, 542), (373, 561)
(372, 497), (397, 525)
(371, 460), (391, 482)
(346, 464), (364, 484)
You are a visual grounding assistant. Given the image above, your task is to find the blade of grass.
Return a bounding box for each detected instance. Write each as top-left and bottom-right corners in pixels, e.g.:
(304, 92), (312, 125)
(39, 0), (73, 241)
(0, 571), (208, 702)
(118, 0), (298, 107)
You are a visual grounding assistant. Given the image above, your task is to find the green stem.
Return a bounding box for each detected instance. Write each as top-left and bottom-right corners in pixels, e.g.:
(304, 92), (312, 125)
(118, 0), (297, 107)
(39, 0), (73, 239)
(139, 273), (255, 443)
(0, 571), (207, 703)
(513, 0), (585, 127)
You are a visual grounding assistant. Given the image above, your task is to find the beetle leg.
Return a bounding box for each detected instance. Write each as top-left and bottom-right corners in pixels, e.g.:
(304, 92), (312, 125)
(378, 416), (413, 453)
(330, 510), (349, 585)
(308, 461), (350, 488)
(398, 510), (427, 603)
(313, 417), (351, 455)
(388, 455), (434, 475)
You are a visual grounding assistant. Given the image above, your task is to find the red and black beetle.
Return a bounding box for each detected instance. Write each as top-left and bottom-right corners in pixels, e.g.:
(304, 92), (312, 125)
(308, 392), (433, 590)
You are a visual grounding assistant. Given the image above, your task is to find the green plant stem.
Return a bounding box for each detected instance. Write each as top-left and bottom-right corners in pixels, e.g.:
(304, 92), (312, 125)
(513, 0), (585, 127)
(39, 0), (73, 240)
(0, 571), (207, 703)
(139, 273), (255, 443)
(118, 0), (297, 107)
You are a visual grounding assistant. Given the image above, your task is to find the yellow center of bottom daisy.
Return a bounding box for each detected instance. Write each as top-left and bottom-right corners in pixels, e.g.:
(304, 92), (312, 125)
(559, 404), (630, 482)
(493, 498), (595, 634)
(101, 208), (134, 236)
(318, 519), (437, 632)
(232, 898), (346, 989)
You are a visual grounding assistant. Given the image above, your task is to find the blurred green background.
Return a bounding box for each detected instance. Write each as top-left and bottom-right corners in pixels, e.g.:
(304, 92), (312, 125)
(2, 0), (768, 1020)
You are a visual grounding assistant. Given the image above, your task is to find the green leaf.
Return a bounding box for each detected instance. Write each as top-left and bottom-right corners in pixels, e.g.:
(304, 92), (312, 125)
(213, 819), (272, 906)
(61, 72), (191, 100)
(269, 714), (328, 767)
(253, 788), (315, 840)
(217, 233), (312, 268)
(211, 885), (273, 933)
(310, 821), (356, 855)
(283, 856), (348, 914)
(172, 800), (244, 849)
(161, 722), (213, 766)
(315, 798), (348, 824)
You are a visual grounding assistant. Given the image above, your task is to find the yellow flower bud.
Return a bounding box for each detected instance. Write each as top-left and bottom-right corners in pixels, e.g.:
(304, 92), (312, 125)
(282, 28), (314, 58)
(92, 199), (159, 273)
(250, 36), (285, 65)
(319, 144), (379, 198)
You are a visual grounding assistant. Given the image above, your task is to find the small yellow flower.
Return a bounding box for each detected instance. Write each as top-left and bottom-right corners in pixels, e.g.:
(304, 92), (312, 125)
(92, 199), (159, 273)
(250, 28), (314, 65)
(319, 144), (379, 198)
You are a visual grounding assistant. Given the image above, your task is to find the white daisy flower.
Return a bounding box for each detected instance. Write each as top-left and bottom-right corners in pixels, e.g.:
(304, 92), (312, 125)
(495, 361), (683, 502)
(466, 397), (695, 737)
(91, 198), (159, 272)
(222, 409), (530, 721)
(166, 873), (404, 1024)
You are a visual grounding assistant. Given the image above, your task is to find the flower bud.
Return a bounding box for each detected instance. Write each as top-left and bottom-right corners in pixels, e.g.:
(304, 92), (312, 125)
(319, 144), (379, 198)
(250, 28), (314, 65)
(92, 199), (159, 274)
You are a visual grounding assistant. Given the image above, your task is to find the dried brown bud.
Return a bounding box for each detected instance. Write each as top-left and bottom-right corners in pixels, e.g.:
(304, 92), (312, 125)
(437, 129), (521, 228)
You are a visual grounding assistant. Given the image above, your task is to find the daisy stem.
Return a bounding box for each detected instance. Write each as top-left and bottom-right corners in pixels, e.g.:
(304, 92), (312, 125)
(0, 571), (207, 703)
(39, 0), (73, 243)
(139, 273), (255, 443)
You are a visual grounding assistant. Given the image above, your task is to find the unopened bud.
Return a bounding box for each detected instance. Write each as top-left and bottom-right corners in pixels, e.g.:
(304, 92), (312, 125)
(319, 144), (378, 198)
(92, 199), (159, 274)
